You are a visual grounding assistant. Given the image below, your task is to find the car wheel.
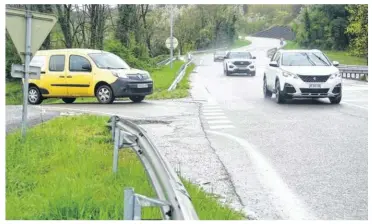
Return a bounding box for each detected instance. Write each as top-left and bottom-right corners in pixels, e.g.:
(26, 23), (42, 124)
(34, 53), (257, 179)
(329, 94), (342, 104)
(263, 77), (272, 98)
(129, 96), (145, 103)
(275, 80), (285, 104)
(96, 85), (115, 104)
(28, 86), (43, 105)
(226, 67), (230, 76)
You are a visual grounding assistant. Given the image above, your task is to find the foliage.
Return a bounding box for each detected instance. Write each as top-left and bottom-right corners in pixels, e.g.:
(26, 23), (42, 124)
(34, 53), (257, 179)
(345, 5), (368, 58)
(5, 35), (21, 78)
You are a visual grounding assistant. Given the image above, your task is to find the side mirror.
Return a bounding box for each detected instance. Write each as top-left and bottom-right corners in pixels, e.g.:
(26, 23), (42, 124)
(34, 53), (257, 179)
(333, 61), (339, 66)
(82, 63), (92, 71)
(252, 56), (256, 59)
(269, 61), (279, 67)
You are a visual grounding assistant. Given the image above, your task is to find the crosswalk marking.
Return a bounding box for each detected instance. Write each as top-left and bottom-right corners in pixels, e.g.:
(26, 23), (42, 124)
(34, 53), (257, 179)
(209, 125), (235, 129)
(205, 116), (228, 120)
(207, 120), (232, 124)
(203, 112), (225, 116)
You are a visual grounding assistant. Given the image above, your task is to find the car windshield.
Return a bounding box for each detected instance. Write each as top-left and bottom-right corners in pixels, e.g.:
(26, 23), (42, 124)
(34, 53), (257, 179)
(281, 52), (331, 66)
(88, 53), (130, 69)
(228, 52), (252, 59)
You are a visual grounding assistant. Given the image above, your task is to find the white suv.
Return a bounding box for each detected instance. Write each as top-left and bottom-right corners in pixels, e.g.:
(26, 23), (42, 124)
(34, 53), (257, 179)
(223, 51), (256, 76)
(263, 49), (342, 104)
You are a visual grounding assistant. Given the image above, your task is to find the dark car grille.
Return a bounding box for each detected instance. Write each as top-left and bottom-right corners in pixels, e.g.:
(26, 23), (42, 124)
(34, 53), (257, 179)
(298, 75), (330, 83)
(128, 74), (148, 80)
(131, 87), (152, 93)
(233, 61), (251, 66)
(332, 84), (342, 94)
(300, 88), (329, 93)
(284, 84), (296, 93)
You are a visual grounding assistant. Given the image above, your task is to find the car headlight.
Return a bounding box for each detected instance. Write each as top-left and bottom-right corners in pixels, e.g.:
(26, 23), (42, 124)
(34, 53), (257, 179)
(282, 71), (298, 79)
(111, 71), (128, 78)
(329, 72), (341, 79)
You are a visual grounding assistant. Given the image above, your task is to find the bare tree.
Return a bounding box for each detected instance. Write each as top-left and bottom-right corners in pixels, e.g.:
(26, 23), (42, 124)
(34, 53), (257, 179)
(55, 4), (73, 48)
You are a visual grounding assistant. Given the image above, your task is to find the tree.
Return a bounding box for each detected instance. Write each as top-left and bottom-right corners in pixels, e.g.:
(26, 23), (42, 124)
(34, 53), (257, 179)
(55, 4), (73, 48)
(346, 4), (368, 58)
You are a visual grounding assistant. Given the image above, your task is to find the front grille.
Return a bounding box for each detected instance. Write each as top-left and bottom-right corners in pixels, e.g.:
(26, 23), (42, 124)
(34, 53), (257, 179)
(298, 75), (330, 83)
(128, 74), (147, 80)
(233, 61), (251, 66)
(300, 88), (329, 94)
(131, 87), (152, 93)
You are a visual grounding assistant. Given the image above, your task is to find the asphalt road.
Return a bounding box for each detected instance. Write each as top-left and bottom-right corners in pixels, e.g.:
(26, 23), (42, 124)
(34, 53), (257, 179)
(5, 37), (368, 220)
(190, 37), (368, 219)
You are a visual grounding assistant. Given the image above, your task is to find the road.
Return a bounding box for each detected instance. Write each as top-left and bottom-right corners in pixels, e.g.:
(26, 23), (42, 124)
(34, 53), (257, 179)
(6, 37), (368, 220)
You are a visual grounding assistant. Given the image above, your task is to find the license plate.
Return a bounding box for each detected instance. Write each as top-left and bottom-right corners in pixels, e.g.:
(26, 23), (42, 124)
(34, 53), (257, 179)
(309, 84), (321, 88)
(137, 84), (148, 88)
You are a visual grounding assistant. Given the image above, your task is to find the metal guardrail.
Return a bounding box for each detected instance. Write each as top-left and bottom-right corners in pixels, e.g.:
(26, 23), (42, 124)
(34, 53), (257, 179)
(157, 57), (177, 66)
(108, 116), (199, 220)
(168, 60), (193, 91)
(266, 47), (368, 81)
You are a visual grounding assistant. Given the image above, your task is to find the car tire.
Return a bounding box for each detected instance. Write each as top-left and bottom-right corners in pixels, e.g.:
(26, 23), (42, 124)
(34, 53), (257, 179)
(28, 86), (43, 105)
(329, 94), (342, 104)
(62, 98), (76, 104)
(226, 67), (230, 76)
(263, 76), (272, 98)
(129, 96), (145, 103)
(275, 80), (285, 104)
(96, 85), (115, 104)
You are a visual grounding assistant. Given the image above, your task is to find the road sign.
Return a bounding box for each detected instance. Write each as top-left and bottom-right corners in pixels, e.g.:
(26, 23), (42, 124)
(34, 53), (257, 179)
(6, 7), (57, 139)
(6, 8), (57, 62)
(11, 64), (41, 79)
(166, 37), (178, 49)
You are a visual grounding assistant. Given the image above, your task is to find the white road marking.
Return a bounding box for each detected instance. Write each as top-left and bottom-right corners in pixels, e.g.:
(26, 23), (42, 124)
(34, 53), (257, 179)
(341, 102), (368, 110)
(209, 125), (235, 129)
(206, 130), (315, 219)
(202, 109), (223, 113)
(203, 112), (225, 116)
(205, 116), (228, 120)
(207, 120), (232, 124)
(203, 105), (220, 109)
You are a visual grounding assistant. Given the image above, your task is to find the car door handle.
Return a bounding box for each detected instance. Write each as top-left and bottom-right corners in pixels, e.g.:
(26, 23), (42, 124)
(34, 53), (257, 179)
(59, 76), (65, 78)
(66, 76), (72, 78)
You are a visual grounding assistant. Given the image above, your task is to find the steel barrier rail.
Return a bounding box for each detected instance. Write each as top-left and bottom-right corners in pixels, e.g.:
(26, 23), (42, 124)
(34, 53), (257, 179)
(167, 60), (193, 91)
(108, 116), (199, 220)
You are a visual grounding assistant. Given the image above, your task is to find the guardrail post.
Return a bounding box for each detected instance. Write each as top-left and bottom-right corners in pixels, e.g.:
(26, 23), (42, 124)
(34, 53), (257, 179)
(133, 195), (142, 220)
(113, 128), (120, 173)
(124, 188), (135, 220)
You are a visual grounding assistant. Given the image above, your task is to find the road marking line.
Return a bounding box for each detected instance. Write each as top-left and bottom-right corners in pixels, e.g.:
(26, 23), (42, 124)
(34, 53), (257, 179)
(203, 105), (220, 108)
(203, 109), (223, 113)
(205, 116), (228, 120)
(342, 102), (368, 110)
(209, 125), (235, 129)
(206, 130), (315, 219)
(207, 120), (232, 124)
(203, 112), (225, 116)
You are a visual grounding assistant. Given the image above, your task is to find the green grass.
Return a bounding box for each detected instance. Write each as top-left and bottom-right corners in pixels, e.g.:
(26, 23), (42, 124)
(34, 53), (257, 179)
(6, 115), (245, 220)
(283, 41), (367, 65)
(230, 39), (252, 49)
(6, 80), (23, 105)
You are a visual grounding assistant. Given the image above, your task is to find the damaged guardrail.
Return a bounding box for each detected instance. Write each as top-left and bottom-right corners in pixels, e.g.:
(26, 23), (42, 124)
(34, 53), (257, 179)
(108, 116), (199, 220)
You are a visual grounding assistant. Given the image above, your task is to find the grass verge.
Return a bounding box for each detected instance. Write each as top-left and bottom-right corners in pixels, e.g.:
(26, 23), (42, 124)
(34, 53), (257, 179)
(6, 115), (245, 220)
(283, 41), (367, 65)
(230, 39), (252, 49)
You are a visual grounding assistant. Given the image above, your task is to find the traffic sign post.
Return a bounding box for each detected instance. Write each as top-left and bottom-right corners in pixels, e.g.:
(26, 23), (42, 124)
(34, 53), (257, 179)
(6, 7), (57, 138)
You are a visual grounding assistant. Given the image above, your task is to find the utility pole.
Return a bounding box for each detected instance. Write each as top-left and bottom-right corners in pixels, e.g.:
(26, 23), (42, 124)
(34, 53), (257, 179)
(170, 4), (173, 69)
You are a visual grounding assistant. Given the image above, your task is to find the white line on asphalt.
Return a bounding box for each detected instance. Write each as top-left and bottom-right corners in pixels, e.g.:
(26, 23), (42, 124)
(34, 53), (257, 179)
(209, 125), (235, 129)
(207, 120), (232, 124)
(341, 102), (368, 110)
(203, 105), (220, 108)
(203, 112), (225, 116)
(206, 130), (315, 220)
(202, 109), (223, 113)
(205, 116), (228, 120)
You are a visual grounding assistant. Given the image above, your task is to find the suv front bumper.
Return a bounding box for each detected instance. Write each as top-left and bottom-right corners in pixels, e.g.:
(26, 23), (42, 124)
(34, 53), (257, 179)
(280, 76), (342, 98)
(227, 64), (256, 75)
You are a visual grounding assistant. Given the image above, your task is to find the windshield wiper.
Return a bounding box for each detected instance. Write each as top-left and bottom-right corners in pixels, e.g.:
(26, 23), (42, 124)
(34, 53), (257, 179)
(310, 53), (330, 66)
(301, 53), (316, 66)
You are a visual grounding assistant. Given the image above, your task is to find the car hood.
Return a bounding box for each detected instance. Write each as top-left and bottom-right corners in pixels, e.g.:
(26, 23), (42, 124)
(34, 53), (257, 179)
(281, 66), (339, 75)
(226, 59), (254, 63)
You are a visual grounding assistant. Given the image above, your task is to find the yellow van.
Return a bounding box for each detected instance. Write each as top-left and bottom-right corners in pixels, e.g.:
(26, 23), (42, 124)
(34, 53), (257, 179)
(28, 49), (153, 104)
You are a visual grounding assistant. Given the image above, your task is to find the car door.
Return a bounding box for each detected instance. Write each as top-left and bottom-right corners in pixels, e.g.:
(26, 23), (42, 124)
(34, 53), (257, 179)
(67, 54), (93, 97)
(267, 52), (280, 90)
(44, 55), (68, 96)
